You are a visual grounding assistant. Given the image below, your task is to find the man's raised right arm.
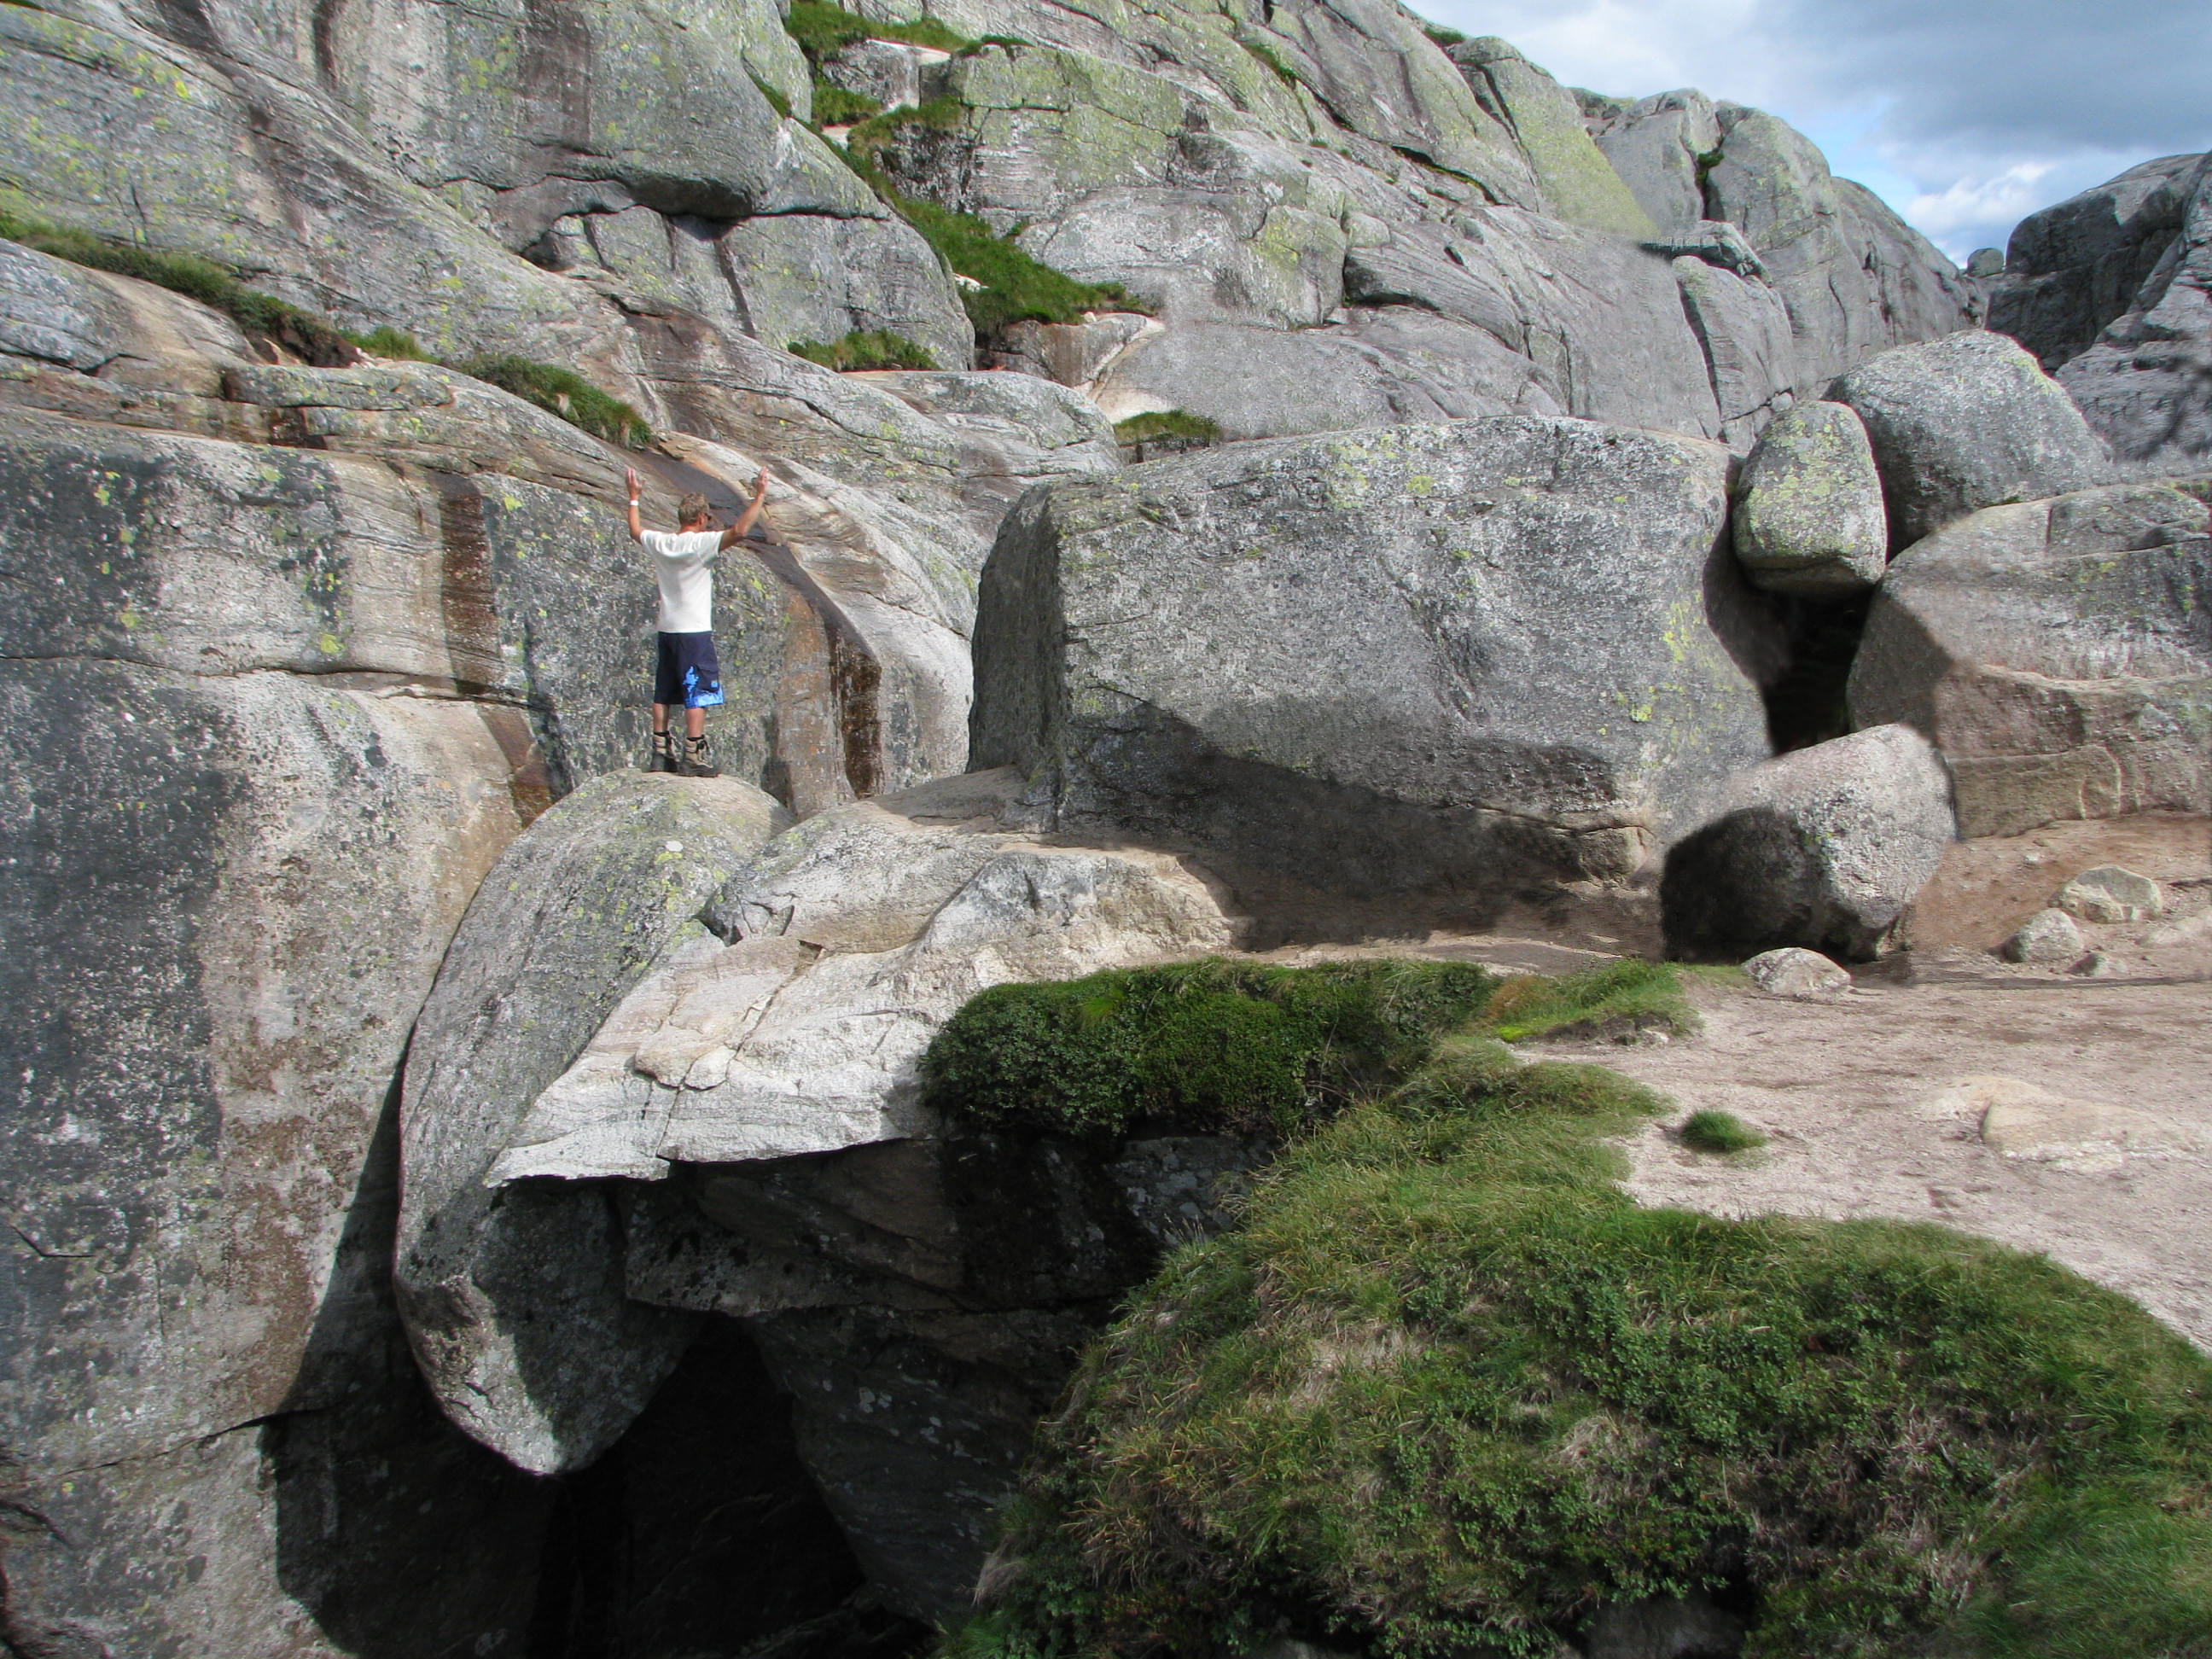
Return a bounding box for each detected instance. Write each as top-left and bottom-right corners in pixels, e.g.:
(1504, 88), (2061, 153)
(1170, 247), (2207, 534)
(623, 467), (645, 544)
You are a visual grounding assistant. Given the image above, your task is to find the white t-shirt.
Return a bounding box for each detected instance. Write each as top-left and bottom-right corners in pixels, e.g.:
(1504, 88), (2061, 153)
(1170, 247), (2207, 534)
(639, 528), (722, 634)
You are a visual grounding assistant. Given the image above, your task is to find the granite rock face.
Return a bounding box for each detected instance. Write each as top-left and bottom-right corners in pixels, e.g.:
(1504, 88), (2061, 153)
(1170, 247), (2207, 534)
(1989, 153), (2205, 370)
(1662, 724), (1958, 960)
(1585, 93), (1977, 390)
(1848, 482), (2212, 837)
(394, 771), (787, 1476)
(1731, 400), (1888, 593)
(972, 416), (1781, 932)
(1831, 330), (2114, 549)
(2055, 154), (2212, 475)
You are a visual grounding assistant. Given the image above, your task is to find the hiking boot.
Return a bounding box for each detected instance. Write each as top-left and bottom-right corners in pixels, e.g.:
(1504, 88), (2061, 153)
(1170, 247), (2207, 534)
(648, 729), (676, 773)
(676, 731), (719, 778)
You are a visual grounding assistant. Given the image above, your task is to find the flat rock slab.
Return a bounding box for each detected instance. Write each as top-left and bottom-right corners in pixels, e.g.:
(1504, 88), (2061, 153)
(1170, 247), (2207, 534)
(1931, 1074), (2212, 1171)
(1597, 974), (2212, 1351)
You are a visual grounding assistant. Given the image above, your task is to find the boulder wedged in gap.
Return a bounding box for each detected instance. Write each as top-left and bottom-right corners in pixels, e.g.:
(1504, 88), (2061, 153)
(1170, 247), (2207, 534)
(1731, 400), (1888, 594)
(1830, 329), (2113, 549)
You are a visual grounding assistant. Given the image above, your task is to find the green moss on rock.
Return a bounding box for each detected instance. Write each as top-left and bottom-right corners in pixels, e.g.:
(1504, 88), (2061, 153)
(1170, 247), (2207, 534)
(919, 958), (1495, 1138)
(969, 1045), (2212, 1659)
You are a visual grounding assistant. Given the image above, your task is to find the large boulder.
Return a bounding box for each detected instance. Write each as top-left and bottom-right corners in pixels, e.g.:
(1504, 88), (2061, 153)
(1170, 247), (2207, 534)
(1848, 481), (2212, 837)
(1662, 724), (1958, 959)
(394, 771), (788, 1476)
(2055, 154), (2212, 475)
(1831, 330), (2113, 549)
(1730, 400), (1888, 592)
(970, 416), (1782, 933)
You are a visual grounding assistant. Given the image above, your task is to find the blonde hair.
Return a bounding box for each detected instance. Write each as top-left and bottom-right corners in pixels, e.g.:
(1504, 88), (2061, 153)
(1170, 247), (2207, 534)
(677, 492), (712, 526)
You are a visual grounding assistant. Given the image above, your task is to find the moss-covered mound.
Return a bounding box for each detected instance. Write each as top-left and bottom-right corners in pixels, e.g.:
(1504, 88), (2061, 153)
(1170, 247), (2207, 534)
(1481, 957), (1694, 1043)
(965, 1042), (2212, 1659)
(920, 958), (1494, 1139)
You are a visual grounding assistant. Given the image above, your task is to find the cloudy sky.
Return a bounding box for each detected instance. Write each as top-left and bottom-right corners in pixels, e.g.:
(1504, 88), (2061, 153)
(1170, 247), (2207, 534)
(1408, 0), (2209, 261)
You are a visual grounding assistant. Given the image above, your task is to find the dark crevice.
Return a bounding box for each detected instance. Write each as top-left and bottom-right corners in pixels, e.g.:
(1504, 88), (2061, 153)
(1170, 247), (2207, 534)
(1759, 591), (1873, 754)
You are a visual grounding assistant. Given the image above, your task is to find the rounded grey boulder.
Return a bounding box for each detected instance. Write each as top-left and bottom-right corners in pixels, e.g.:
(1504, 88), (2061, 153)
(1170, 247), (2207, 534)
(1742, 946), (1853, 998)
(1662, 724), (1958, 961)
(2057, 864), (2164, 923)
(1831, 329), (2112, 548)
(1731, 400), (1889, 592)
(2005, 907), (2086, 965)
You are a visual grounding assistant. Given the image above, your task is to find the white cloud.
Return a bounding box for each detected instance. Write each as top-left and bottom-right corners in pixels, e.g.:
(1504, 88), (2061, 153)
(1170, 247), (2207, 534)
(1905, 163), (2057, 241)
(1406, 0), (2207, 263)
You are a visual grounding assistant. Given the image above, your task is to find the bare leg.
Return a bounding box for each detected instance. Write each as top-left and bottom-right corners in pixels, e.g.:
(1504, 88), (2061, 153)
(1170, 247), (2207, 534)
(685, 706), (706, 739)
(652, 701), (671, 735)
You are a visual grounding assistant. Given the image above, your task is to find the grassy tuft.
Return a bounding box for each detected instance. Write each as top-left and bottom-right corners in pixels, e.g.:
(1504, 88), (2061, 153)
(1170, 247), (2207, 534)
(459, 354), (653, 448)
(919, 958), (1496, 1140)
(352, 324), (429, 361)
(1679, 1109), (1767, 1155)
(1114, 409), (1221, 448)
(893, 195), (1144, 332)
(977, 1047), (2212, 1659)
(748, 72), (795, 120)
(1481, 958), (1695, 1043)
(1423, 23), (1468, 47)
(786, 329), (937, 370)
(809, 78), (882, 126)
(1238, 34), (1302, 90)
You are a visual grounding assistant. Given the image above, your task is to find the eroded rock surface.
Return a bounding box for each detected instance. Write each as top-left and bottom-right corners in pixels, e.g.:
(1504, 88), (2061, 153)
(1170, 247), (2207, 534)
(1730, 400), (1888, 593)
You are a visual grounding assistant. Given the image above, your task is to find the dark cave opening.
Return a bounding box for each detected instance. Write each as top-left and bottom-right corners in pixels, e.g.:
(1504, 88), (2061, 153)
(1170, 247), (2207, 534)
(1757, 590), (1873, 754)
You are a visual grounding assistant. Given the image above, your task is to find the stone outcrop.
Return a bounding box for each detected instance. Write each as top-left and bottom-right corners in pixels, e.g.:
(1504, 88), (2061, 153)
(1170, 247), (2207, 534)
(971, 416), (1780, 934)
(2054, 154), (2212, 475)
(1989, 153), (2205, 370)
(1662, 724), (1958, 960)
(1730, 400), (1889, 593)
(1584, 91), (1978, 389)
(1742, 946), (1853, 998)
(1831, 330), (2114, 549)
(1848, 481), (2212, 837)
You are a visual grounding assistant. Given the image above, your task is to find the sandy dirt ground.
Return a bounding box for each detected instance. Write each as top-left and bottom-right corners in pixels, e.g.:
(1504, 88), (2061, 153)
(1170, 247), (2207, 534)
(1550, 969), (2212, 1353)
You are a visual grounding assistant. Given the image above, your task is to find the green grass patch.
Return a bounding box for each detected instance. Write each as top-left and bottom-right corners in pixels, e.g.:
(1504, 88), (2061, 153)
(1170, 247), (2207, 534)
(783, 0), (969, 63)
(458, 354), (653, 448)
(1481, 958), (1695, 1043)
(1423, 23), (1468, 47)
(0, 208), (360, 366)
(1114, 409), (1221, 447)
(919, 958), (1496, 1140)
(748, 72), (795, 120)
(809, 77), (882, 126)
(1238, 33), (1302, 90)
(975, 1045), (2212, 1659)
(786, 328), (936, 370)
(352, 324), (429, 360)
(1679, 1109), (1767, 1155)
(894, 195), (1144, 332)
